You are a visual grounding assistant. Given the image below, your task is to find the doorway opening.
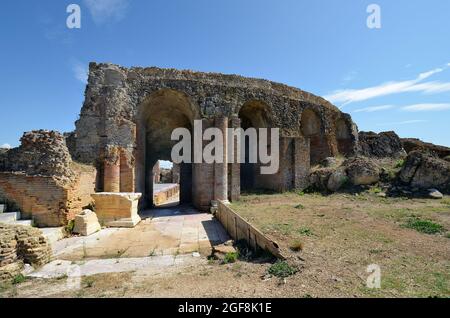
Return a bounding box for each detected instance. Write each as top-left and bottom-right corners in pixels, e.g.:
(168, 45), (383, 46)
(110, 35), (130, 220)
(151, 160), (180, 207)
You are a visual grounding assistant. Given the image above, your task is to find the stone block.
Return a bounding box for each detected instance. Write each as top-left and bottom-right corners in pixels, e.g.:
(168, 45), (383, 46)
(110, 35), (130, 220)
(91, 192), (142, 228)
(73, 209), (101, 236)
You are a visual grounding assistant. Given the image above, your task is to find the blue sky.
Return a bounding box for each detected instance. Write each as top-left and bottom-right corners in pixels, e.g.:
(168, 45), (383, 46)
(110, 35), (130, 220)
(0, 0), (449, 149)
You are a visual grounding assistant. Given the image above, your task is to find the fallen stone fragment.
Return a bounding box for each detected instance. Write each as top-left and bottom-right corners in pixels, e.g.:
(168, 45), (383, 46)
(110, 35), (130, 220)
(73, 209), (101, 236)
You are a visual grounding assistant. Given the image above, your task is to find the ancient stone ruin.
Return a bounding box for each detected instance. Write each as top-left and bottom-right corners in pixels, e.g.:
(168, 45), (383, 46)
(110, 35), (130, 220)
(0, 63), (449, 229)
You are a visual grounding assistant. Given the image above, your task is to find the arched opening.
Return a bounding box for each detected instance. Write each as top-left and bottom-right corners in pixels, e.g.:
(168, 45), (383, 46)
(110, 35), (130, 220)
(136, 89), (199, 208)
(335, 118), (353, 156)
(300, 108), (330, 165)
(238, 100), (273, 192)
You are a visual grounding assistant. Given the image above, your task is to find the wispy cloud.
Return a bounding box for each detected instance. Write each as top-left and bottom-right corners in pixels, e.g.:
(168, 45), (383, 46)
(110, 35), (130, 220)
(83, 0), (129, 24)
(72, 61), (88, 84)
(1, 143), (11, 149)
(353, 105), (393, 113)
(402, 103), (450, 112)
(377, 120), (428, 126)
(325, 64), (450, 107)
(341, 71), (358, 84)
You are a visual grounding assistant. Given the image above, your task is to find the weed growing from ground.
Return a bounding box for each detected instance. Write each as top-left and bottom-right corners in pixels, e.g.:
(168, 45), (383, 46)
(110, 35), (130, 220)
(404, 218), (445, 234)
(268, 260), (297, 278)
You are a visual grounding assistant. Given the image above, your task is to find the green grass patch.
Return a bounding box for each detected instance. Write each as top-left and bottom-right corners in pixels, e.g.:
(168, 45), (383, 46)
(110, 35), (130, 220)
(404, 218), (445, 234)
(268, 260), (298, 278)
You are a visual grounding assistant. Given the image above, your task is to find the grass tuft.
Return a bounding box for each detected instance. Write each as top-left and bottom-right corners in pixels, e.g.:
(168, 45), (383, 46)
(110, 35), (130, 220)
(289, 240), (303, 252)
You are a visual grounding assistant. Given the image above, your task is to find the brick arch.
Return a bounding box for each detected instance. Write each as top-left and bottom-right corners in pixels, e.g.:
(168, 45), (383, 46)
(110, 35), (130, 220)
(135, 89), (201, 208)
(335, 118), (353, 156)
(300, 108), (330, 165)
(237, 100), (273, 129)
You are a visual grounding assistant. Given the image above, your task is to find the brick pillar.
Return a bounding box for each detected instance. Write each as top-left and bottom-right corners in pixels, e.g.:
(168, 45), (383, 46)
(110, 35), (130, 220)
(230, 115), (240, 201)
(120, 151), (135, 192)
(214, 116), (228, 202)
(294, 137), (310, 190)
(104, 159), (120, 193)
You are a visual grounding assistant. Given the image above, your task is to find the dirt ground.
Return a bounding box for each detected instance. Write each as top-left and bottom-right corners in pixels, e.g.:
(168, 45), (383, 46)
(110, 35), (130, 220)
(1, 191), (449, 298)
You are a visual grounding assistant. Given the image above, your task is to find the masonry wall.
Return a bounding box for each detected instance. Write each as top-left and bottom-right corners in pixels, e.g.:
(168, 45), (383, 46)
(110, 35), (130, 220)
(0, 167), (96, 227)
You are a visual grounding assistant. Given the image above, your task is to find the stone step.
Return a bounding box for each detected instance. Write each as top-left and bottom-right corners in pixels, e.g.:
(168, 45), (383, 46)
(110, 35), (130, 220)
(0, 212), (22, 223)
(39, 227), (65, 245)
(13, 219), (34, 227)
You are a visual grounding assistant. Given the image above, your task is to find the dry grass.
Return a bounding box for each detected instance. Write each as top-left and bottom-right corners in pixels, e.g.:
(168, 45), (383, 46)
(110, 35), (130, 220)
(231, 191), (450, 297)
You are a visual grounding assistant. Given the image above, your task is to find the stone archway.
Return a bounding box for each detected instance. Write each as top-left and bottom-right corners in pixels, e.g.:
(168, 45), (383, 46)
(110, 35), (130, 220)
(135, 89), (200, 208)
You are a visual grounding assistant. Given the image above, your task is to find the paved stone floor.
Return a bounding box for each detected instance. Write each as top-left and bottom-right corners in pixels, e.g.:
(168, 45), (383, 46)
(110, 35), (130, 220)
(53, 204), (229, 261)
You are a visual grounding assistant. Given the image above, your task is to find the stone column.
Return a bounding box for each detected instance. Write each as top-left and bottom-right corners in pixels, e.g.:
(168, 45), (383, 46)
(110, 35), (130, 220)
(104, 158), (120, 193)
(230, 115), (241, 201)
(214, 116), (228, 202)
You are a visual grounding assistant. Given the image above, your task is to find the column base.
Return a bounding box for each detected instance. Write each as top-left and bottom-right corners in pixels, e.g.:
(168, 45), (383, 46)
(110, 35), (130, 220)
(105, 214), (141, 228)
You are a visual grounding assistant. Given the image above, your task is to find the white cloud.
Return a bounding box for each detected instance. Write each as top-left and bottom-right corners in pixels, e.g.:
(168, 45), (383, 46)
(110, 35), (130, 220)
(83, 0), (129, 24)
(401, 103), (450, 112)
(325, 64), (450, 107)
(1, 143), (11, 149)
(72, 61), (88, 84)
(353, 105), (393, 113)
(377, 120), (428, 126)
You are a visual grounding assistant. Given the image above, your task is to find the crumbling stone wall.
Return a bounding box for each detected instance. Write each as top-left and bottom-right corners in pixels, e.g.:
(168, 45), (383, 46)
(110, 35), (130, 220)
(359, 131), (406, 158)
(0, 131), (96, 226)
(401, 138), (450, 159)
(0, 130), (75, 180)
(0, 223), (52, 283)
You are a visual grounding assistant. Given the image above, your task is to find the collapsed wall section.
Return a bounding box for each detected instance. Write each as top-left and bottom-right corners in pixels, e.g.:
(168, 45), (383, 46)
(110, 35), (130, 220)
(0, 130), (96, 227)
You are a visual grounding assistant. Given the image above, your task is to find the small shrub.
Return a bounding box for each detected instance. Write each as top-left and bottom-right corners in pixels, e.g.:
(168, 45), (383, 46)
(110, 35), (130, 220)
(297, 191), (305, 196)
(223, 251), (239, 264)
(65, 220), (75, 234)
(294, 203), (305, 210)
(369, 187), (382, 194)
(268, 260), (298, 278)
(404, 218), (445, 234)
(289, 240), (303, 252)
(12, 274), (26, 285)
(56, 274), (68, 280)
(395, 159), (405, 168)
(84, 277), (95, 288)
(298, 226), (313, 236)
